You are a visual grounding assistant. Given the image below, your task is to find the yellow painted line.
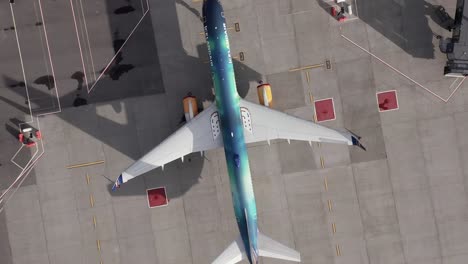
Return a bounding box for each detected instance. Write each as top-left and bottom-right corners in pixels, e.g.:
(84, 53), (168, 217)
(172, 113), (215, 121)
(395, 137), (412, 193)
(86, 173), (90, 185)
(66, 160), (104, 169)
(320, 156), (325, 168)
(90, 194), (94, 208)
(97, 239), (101, 252)
(324, 177), (328, 191)
(93, 215), (97, 229)
(309, 92), (314, 103)
(289, 63), (324, 72)
(332, 222), (336, 234)
(313, 112), (317, 123)
(335, 244), (341, 256)
(305, 71), (310, 83)
(327, 200), (333, 212)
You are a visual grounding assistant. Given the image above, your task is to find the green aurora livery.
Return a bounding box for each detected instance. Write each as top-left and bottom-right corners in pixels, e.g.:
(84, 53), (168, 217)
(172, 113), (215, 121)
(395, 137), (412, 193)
(113, 0), (365, 263)
(203, 0), (259, 262)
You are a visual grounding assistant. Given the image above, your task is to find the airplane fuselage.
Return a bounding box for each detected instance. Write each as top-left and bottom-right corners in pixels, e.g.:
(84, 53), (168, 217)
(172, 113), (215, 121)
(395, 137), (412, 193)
(203, 0), (258, 263)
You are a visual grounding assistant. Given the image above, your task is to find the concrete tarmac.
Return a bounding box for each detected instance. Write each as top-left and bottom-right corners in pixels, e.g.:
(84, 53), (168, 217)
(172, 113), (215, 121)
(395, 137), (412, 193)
(1, 0), (468, 263)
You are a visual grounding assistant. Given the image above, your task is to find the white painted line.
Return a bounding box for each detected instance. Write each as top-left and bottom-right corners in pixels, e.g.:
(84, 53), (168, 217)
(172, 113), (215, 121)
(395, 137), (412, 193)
(140, 0), (145, 15)
(376, 90), (399, 113)
(88, 6), (151, 93)
(446, 77), (466, 102)
(10, 3), (33, 123)
(69, 0), (90, 92)
(78, 0), (97, 82)
(1, 118), (45, 202)
(38, 0), (62, 113)
(341, 34), (466, 103)
(10, 144), (26, 170)
(0, 152), (44, 213)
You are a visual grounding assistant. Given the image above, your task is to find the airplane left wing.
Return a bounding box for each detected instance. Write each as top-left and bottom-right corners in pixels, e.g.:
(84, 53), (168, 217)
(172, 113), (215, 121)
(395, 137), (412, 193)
(239, 99), (365, 149)
(113, 103), (223, 190)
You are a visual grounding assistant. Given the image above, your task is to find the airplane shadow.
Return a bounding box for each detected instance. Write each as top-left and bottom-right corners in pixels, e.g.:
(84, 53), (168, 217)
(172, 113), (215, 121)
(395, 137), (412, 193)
(0, 0), (261, 199)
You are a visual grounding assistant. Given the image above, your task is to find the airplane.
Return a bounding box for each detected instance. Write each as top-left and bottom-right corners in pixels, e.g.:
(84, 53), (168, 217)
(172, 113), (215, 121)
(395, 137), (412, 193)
(112, 0), (365, 263)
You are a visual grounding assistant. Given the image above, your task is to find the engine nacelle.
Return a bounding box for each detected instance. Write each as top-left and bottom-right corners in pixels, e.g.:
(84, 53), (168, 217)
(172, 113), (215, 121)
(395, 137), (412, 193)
(257, 83), (273, 107)
(183, 94), (198, 121)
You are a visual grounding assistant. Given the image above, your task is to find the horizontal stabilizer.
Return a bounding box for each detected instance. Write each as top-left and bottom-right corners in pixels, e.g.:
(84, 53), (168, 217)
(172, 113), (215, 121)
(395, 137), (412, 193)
(258, 232), (301, 262)
(212, 235), (246, 264)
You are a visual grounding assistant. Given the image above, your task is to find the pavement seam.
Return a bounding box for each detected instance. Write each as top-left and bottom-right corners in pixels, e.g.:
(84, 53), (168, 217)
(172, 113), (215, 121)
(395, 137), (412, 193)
(416, 118), (444, 262)
(349, 164), (372, 264)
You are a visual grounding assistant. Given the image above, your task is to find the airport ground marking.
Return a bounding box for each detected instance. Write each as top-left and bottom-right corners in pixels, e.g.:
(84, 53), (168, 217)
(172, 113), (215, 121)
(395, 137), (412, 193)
(327, 199), (333, 212)
(66, 160), (105, 169)
(69, 0), (90, 92)
(78, 0), (97, 82)
(88, 3), (151, 93)
(38, 0), (62, 113)
(3, 2), (69, 211)
(332, 222), (336, 234)
(341, 34), (466, 103)
(324, 177), (328, 191)
(9, 3), (33, 123)
(335, 244), (341, 256)
(90, 194), (95, 208)
(289, 63), (325, 72)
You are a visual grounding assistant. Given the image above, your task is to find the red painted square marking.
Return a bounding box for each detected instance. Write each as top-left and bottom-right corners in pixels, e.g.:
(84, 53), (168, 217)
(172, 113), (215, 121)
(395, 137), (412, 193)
(147, 187), (168, 208)
(314, 98), (336, 122)
(377, 90), (399, 112)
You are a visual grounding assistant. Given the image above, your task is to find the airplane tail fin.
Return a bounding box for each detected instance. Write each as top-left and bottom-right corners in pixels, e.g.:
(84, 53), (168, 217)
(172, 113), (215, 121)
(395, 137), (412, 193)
(211, 232), (301, 264)
(257, 232), (301, 262)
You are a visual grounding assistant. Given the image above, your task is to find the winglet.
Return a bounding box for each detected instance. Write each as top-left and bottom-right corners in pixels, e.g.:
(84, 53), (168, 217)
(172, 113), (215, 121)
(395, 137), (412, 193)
(112, 175), (123, 191)
(351, 135), (366, 151)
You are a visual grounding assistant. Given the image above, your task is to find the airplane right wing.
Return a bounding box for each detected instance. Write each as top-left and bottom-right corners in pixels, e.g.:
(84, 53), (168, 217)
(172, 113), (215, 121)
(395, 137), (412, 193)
(239, 99), (365, 149)
(113, 103), (223, 189)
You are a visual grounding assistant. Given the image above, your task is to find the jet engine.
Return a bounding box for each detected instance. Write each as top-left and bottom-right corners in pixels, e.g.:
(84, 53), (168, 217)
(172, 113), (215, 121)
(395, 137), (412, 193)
(257, 83), (273, 107)
(183, 93), (199, 121)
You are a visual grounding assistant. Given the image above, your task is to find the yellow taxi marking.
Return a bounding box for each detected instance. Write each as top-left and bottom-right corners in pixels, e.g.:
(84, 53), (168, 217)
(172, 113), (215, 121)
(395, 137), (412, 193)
(66, 160), (104, 169)
(90, 194), (94, 208)
(335, 244), (341, 256)
(289, 63), (324, 72)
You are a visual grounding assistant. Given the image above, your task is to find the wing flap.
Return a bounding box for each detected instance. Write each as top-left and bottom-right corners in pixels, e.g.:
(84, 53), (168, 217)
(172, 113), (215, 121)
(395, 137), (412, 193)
(239, 99), (358, 146)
